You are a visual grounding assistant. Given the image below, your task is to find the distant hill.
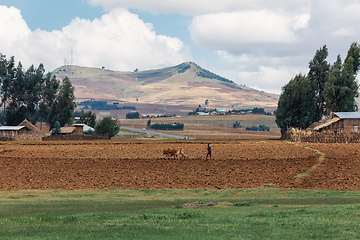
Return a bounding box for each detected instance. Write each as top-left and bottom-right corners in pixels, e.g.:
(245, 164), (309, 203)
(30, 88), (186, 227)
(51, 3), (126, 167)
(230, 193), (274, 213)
(52, 62), (279, 111)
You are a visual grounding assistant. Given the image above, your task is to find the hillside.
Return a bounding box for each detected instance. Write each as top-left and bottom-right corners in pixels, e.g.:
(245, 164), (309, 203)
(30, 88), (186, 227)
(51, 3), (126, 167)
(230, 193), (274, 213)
(52, 62), (278, 111)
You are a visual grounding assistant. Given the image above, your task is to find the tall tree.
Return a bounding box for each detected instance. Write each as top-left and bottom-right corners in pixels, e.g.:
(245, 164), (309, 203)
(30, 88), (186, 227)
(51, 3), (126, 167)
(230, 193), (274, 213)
(344, 42), (360, 74)
(275, 74), (317, 133)
(308, 45), (330, 120)
(78, 110), (97, 128)
(5, 61), (26, 125)
(0, 54), (6, 84)
(39, 73), (60, 127)
(49, 76), (76, 128)
(22, 64), (45, 123)
(0, 54), (7, 124)
(95, 116), (120, 138)
(1, 56), (15, 124)
(325, 54), (359, 113)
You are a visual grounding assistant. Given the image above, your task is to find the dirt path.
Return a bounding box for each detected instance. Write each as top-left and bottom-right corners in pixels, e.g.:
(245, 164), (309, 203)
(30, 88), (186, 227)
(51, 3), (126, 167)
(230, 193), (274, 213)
(286, 143), (326, 182)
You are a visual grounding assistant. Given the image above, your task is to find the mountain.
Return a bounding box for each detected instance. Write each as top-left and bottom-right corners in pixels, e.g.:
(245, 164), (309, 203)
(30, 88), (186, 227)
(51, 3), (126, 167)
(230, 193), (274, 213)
(52, 62), (278, 111)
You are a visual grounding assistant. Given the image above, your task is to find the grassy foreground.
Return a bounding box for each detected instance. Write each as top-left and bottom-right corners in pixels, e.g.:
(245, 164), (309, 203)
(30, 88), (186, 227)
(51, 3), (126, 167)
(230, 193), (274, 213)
(1, 188), (360, 239)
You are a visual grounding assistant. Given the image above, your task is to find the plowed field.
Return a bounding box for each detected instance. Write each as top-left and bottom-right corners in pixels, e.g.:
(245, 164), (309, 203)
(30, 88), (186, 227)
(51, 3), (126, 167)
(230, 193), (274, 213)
(0, 140), (358, 190)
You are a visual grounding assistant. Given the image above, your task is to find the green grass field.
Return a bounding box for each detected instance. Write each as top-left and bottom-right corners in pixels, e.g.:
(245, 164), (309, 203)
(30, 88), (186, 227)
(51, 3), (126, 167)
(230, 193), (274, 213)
(1, 188), (360, 239)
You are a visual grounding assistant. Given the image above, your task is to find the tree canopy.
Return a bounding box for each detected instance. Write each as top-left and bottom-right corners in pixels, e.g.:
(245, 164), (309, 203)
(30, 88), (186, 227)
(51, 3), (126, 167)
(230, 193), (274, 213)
(275, 74), (317, 130)
(0, 54), (76, 127)
(95, 117), (120, 138)
(276, 42), (360, 132)
(48, 76), (76, 128)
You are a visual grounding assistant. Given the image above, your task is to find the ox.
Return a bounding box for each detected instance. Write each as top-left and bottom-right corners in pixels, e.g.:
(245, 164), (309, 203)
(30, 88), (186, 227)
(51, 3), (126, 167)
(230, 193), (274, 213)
(163, 148), (185, 160)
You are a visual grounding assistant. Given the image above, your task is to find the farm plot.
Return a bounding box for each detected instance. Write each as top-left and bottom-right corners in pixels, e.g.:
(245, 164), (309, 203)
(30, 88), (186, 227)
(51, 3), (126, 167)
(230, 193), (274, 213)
(0, 140), (357, 190)
(297, 143), (360, 190)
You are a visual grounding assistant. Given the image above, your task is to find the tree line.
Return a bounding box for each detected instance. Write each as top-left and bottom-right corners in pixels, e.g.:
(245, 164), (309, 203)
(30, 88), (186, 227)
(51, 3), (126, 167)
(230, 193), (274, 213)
(0, 54), (76, 128)
(275, 42), (360, 133)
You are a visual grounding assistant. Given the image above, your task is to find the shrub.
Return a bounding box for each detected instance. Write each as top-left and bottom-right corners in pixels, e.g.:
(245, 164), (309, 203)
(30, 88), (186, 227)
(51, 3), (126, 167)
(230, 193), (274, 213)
(149, 123), (184, 130)
(126, 112), (140, 119)
(51, 121), (61, 135)
(95, 117), (120, 138)
(233, 121), (241, 129)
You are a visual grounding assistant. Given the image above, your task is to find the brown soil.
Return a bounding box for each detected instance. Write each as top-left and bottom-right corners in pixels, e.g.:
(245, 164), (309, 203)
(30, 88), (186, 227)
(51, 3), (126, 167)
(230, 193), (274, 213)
(0, 139), (357, 191)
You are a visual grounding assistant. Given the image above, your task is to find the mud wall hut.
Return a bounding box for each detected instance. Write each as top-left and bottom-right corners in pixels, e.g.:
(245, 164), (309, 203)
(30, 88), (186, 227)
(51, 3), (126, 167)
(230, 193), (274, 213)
(58, 125), (83, 135)
(313, 112), (360, 133)
(0, 126), (30, 139)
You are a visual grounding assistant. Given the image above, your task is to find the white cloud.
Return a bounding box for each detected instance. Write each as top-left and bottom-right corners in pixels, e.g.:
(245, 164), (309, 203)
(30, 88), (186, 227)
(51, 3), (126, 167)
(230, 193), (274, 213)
(0, 7), (190, 71)
(87, 0), (309, 15)
(189, 10), (302, 53)
(3, 0), (360, 95)
(0, 6), (31, 52)
(202, 51), (308, 94)
(331, 28), (356, 37)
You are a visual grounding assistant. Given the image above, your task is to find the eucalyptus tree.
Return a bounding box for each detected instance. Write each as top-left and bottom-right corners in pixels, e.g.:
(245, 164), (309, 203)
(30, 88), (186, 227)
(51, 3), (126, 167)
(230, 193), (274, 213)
(39, 73), (60, 127)
(48, 76), (76, 128)
(325, 53), (360, 113)
(275, 74), (317, 133)
(308, 45), (330, 120)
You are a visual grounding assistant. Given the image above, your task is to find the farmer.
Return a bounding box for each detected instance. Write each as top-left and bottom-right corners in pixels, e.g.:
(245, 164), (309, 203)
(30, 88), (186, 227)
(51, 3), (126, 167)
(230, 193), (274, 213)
(206, 143), (211, 160)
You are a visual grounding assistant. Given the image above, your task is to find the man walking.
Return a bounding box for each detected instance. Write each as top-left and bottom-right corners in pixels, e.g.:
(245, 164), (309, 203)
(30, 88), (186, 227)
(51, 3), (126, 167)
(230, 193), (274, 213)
(206, 143), (211, 160)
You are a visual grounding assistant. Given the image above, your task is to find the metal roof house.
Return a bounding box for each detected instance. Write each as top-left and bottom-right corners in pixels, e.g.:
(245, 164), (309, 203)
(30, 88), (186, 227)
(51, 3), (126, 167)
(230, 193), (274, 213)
(0, 126), (30, 139)
(313, 112), (360, 133)
(0, 119), (46, 140)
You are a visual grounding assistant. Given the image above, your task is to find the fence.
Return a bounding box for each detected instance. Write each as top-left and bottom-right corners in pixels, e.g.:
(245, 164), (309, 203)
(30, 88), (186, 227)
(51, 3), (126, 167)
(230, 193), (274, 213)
(285, 128), (360, 143)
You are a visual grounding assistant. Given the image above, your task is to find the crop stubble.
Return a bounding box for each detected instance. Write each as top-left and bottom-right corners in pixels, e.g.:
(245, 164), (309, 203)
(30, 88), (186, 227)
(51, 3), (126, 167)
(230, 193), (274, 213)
(0, 140), (357, 190)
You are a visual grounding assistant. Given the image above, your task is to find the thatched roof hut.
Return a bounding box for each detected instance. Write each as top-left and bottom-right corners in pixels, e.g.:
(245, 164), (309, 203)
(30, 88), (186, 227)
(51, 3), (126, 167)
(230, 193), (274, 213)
(18, 119), (46, 136)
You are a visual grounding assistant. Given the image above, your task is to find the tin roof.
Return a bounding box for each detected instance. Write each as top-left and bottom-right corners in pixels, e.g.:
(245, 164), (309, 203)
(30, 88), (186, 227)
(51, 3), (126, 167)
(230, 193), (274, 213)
(334, 112), (360, 119)
(0, 126), (26, 131)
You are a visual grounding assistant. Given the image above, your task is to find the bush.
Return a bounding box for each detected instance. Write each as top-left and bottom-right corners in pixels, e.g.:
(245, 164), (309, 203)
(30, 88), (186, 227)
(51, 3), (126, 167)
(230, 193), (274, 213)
(126, 112), (140, 119)
(95, 117), (120, 138)
(259, 124), (270, 131)
(233, 121), (241, 129)
(149, 123), (184, 130)
(246, 126), (259, 131)
(51, 121), (61, 135)
(246, 125), (270, 131)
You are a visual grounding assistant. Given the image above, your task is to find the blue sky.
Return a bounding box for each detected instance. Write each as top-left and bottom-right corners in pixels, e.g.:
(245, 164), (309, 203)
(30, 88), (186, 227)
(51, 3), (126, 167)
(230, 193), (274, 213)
(2, 0), (104, 31)
(1, 0), (360, 94)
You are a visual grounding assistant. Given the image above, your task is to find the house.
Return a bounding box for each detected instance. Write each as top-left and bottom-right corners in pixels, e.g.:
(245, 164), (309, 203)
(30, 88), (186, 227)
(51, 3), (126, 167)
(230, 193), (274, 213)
(217, 109), (227, 115)
(57, 125), (84, 135)
(0, 126), (30, 139)
(19, 119), (46, 137)
(0, 119), (45, 140)
(313, 112), (360, 133)
(71, 124), (95, 133)
(197, 112), (210, 116)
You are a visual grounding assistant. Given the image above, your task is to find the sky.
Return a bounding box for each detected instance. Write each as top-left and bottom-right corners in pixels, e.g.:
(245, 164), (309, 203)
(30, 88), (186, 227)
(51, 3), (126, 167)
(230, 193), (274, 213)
(1, 0), (360, 94)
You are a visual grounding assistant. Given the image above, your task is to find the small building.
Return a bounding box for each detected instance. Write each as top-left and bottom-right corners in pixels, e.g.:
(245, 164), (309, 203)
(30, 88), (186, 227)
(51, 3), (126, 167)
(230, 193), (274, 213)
(19, 119), (46, 137)
(217, 109), (227, 115)
(58, 125), (84, 135)
(197, 112), (210, 116)
(0, 126), (30, 139)
(71, 124), (95, 133)
(313, 112), (360, 133)
(0, 119), (45, 140)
